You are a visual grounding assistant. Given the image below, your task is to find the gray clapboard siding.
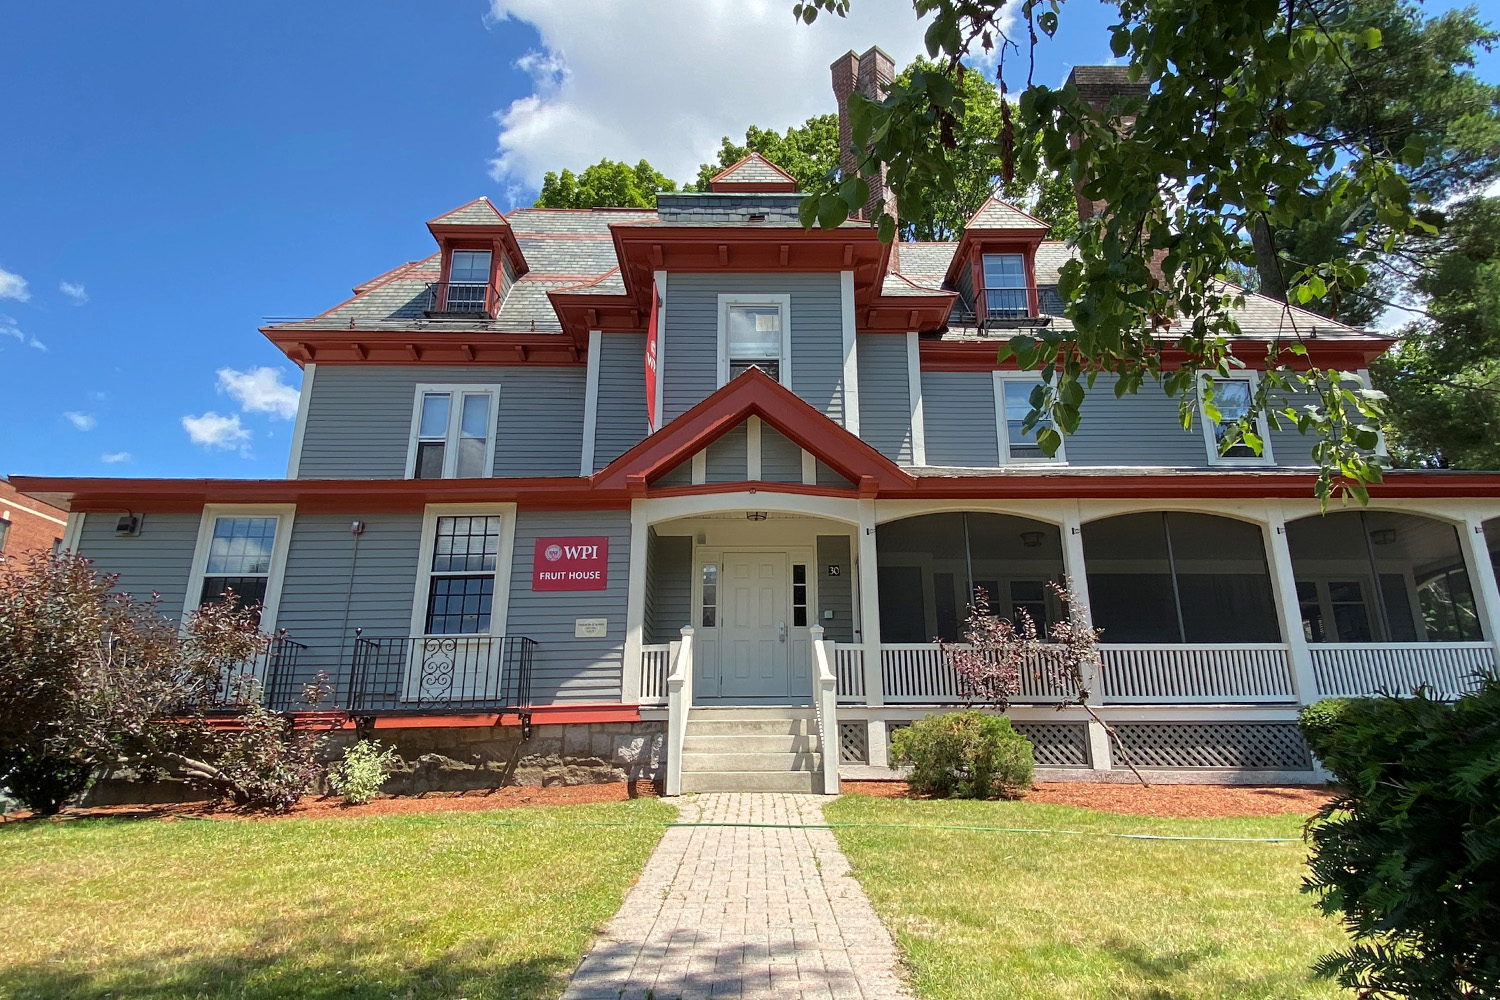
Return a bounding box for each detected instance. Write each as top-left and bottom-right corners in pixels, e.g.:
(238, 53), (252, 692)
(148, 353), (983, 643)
(1266, 389), (1320, 467)
(595, 333), (649, 471)
(816, 460), (854, 488)
(816, 535), (855, 642)
(654, 459), (693, 486)
(273, 513), (422, 699)
(662, 273), (845, 424)
(857, 334), (913, 463)
(705, 422), (749, 482)
(297, 365), (585, 480)
(760, 425), (803, 483)
(77, 512), (200, 618)
(1064, 374), (1211, 467)
(921, 372), (1000, 467)
(645, 532), (693, 643)
(507, 510), (631, 703)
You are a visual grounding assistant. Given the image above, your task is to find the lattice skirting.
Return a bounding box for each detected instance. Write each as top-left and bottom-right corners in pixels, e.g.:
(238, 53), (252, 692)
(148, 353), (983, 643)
(1011, 721), (1090, 767)
(1110, 722), (1312, 770)
(837, 721), (869, 764)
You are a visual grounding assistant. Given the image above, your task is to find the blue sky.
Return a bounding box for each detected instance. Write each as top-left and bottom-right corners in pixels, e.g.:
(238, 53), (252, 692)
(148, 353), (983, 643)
(1, 1), (1493, 482)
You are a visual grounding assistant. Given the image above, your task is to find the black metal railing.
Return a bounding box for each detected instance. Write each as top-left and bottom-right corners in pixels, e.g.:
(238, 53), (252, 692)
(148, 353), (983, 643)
(978, 286), (1045, 326)
(347, 633), (535, 715)
(212, 633), (309, 711)
(423, 279), (501, 318)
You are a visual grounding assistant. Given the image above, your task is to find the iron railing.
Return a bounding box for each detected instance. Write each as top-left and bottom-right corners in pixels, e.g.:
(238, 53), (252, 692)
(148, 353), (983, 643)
(347, 633), (535, 718)
(212, 633), (309, 711)
(951, 287), (1051, 332)
(423, 279), (502, 318)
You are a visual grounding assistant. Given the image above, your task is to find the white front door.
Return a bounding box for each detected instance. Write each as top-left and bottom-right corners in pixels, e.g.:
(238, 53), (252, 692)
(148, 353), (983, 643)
(717, 551), (791, 700)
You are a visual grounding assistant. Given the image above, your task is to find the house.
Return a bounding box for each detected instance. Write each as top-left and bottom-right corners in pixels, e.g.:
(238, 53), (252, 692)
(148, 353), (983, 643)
(14, 55), (1500, 793)
(0, 477), (68, 569)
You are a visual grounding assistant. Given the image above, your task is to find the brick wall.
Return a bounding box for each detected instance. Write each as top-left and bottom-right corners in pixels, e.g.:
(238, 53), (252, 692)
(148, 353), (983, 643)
(0, 479), (68, 568)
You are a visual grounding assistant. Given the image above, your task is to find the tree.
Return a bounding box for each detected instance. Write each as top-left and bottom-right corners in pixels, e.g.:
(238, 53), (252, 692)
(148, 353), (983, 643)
(690, 115), (842, 193)
(794, 0), (1432, 503)
(534, 158), (677, 209)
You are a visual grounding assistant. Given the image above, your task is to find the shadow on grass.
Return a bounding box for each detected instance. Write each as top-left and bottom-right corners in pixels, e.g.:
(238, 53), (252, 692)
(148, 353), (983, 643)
(3, 905), (582, 1000)
(1100, 937), (1328, 1000)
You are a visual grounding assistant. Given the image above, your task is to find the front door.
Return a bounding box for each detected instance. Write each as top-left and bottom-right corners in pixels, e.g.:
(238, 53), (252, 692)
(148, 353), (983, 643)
(717, 551), (791, 700)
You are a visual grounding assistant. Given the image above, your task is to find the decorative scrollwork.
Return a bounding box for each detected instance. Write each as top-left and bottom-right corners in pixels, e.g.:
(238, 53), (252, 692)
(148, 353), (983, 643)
(417, 637), (459, 704)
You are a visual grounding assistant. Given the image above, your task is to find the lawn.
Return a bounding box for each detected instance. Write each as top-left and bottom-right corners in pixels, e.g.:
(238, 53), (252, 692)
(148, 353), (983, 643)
(0, 800), (674, 1000)
(823, 795), (1345, 1000)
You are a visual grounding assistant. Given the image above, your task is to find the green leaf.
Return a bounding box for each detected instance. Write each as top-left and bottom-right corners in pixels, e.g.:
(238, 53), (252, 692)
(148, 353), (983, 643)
(1362, 26), (1382, 49)
(1036, 426), (1062, 456)
(876, 212), (896, 244)
(816, 194), (846, 232)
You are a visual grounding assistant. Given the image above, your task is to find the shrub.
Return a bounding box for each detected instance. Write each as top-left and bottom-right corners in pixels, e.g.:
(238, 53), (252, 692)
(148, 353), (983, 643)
(890, 710), (1034, 799)
(329, 740), (402, 805)
(1299, 678), (1500, 998)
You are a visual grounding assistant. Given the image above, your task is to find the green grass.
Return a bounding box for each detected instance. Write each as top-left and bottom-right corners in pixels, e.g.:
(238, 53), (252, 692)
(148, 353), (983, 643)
(823, 795), (1345, 1000)
(0, 800), (674, 1000)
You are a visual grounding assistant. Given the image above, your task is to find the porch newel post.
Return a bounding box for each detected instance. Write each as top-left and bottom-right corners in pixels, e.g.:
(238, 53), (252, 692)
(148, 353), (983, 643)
(1264, 502), (1319, 706)
(622, 500), (649, 704)
(856, 498), (888, 767)
(1060, 502), (1109, 770)
(1458, 510), (1500, 667)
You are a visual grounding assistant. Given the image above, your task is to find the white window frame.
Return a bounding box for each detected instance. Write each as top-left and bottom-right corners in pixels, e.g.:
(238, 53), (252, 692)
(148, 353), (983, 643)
(717, 293), (792, 389)
(182, 504), (296, 632)
(992, 372), (1066, 465)
(409, 503), (518, 639)
(1198, 371), (1275, 467)
(404, 384), (501, 480)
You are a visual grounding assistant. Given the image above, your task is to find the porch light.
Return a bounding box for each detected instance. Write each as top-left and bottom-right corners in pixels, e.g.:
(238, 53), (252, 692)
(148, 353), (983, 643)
(1019, 530), (1045, 548)
(1369, 528), (1398, 545)
(746, 511), (768, 521)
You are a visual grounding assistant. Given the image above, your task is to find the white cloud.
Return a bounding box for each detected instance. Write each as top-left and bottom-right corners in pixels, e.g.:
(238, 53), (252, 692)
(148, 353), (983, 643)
(0, 267), (29, 302)
(100, 451), (132, 464)
(0, 315), (45, 351)
(216, 366), (300, 419)
(59, 281), (87, 304)
(484, 0), (934, 192)
(182, 411), (252, 451)
(63, 411), (97, 431)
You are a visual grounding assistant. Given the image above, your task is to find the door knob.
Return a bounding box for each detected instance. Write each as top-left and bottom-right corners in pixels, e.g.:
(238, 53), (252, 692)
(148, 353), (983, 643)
(778, 621), (787, 642)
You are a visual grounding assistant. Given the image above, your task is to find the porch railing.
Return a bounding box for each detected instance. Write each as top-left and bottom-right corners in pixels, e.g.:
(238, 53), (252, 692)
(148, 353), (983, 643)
(1099, 644), (1297, 704)
(1310, 642), (1493, 701)
(832, 643), (865, 703)
(880, 643), (1074, 704)
(640, 644), (671, 706)
(213, 634), (309, 712)
(346, 634), (534, 714)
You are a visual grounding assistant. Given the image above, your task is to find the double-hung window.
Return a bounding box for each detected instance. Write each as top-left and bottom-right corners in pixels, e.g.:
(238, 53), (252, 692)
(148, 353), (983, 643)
(408, 386), (497, 479)
(1200, 374), (1273, 465)
(719, 295), (791, 387)
(981, 253), (1030, 320)
(445, 250), (492, 313)
(423, 515), (501, 635)
(994, 375), (1063, 464)
(185, 506), (293, 630)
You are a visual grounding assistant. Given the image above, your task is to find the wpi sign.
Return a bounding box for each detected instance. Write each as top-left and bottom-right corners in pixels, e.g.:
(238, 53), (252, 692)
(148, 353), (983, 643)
(532, 537), (609, 591)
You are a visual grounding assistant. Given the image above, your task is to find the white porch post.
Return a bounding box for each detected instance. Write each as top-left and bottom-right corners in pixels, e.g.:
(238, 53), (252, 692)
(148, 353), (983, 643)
(856, 497), (888, 766)
(1060, 502), (1109, 770)
(622, 500), (650, 704)
(1265, 502), (1320, 706)
(1459, 510), (1500, 667)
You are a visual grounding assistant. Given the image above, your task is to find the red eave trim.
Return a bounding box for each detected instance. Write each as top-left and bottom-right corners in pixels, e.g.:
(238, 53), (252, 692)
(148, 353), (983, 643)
(365, 704), (642, 728)
(262, 329), (585, 367)
(919, 337), (1396, 372)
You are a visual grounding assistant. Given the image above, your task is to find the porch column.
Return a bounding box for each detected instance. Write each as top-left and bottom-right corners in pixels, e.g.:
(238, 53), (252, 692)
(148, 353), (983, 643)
(1264, 502), (1319, 705)
(1459, 509), (1500, 668)
(856, 497), (888, 767)
(622, 500), (650, 704)
(1060, 502), (1109, 770)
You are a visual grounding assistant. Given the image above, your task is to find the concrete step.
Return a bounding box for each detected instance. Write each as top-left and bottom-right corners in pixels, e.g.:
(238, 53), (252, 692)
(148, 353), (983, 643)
(682, 769), (820, 793)
(681, 751), (820, 772)
(686, 706), (815, 718)
(686, 718), (813, 737)
(681, 733), (819, 754)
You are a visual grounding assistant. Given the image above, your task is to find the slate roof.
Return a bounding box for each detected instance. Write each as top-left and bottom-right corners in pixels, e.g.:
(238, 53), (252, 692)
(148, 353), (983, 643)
(710, 153), (798, 190)
(966, 198), (1049, 231)
(429, 197), (507, 227)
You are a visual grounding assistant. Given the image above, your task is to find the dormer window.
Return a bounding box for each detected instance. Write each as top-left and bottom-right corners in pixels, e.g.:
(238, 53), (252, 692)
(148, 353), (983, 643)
(444, 250), (493, 313)
(718, 295), (792, 387)
(981, 253), (1031, 320)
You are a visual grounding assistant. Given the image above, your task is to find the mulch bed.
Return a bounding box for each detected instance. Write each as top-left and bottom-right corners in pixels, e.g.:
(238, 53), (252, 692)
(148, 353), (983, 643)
(842, 780), (1334, 818)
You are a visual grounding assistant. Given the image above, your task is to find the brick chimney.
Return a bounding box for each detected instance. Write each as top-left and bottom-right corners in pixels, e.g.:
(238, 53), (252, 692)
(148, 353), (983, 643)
(1065, 65), (1150, 224)
(831, 46), (896, 223)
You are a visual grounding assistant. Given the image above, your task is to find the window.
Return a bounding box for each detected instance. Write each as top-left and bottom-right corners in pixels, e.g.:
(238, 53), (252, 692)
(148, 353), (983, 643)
(1200, 375), (1273, 465)
(1297, 581), (1325, 642)
(701, 563), (718, 628)
(445, 250), (492, 313)
(1010, 580), (1048, 631)
(718, 295), (791, 387)
(407, 386), (497, 480)
(981, 253), (1030, 319)
(423, 516), (501, 635)
(198, 516), (278, 624)
(792, 564), (808, 627)
(995, 376), (1062, 463)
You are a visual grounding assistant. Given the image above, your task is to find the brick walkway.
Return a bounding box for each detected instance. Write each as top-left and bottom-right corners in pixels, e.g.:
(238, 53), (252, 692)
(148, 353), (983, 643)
(561, 793), (914, 1000)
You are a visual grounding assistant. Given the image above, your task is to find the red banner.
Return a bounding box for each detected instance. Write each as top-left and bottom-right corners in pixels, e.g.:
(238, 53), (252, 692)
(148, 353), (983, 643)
(645, 279), (659, 431)
(532, 536), (609, 591)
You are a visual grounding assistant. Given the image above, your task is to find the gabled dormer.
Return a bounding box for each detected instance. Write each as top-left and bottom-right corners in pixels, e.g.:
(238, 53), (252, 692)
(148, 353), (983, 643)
(707, 153), (799, 193)
(944, 198), (1050, 330)
(425, 197), (529, 319)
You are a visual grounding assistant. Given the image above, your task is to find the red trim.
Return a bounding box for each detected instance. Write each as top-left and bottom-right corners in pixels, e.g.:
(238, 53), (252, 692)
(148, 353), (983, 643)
(708, 153), (799, 192)
(646, 481), (857, 499)
(262, 330), (585, 367)
(919, 337), (1395, 372)
(362, 704), (643, 729)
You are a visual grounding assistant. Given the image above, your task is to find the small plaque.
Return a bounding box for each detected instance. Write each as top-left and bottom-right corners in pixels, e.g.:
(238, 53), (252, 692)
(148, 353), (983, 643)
(827, 564), (842, 577)
(575, 617), (608, 638)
